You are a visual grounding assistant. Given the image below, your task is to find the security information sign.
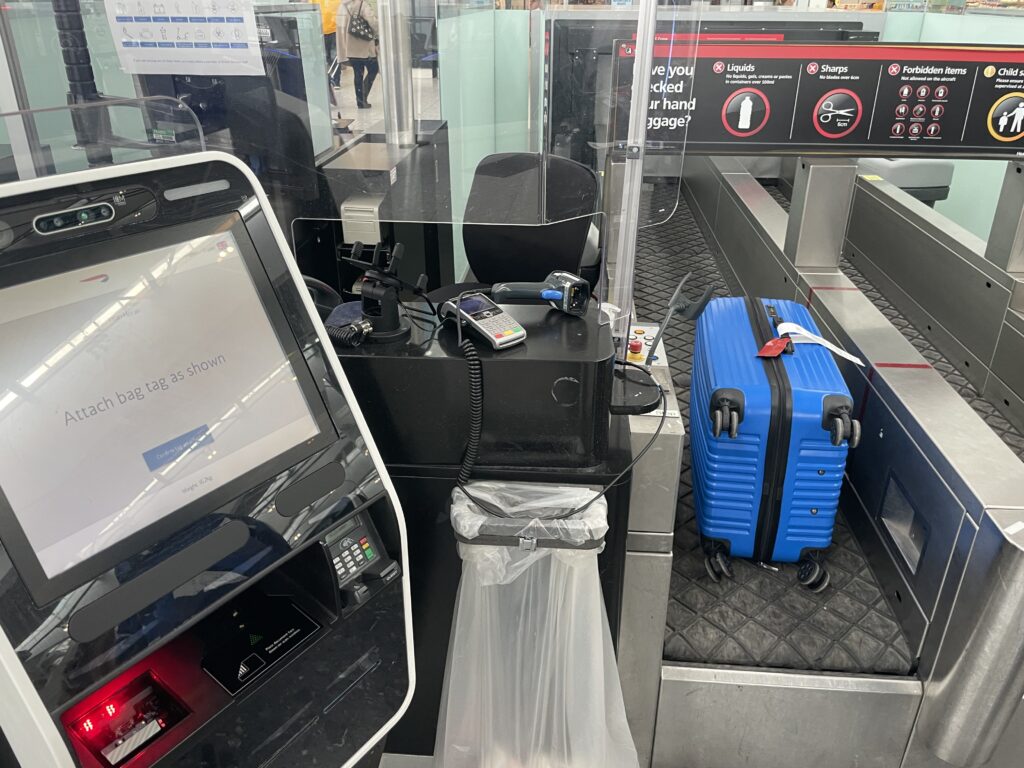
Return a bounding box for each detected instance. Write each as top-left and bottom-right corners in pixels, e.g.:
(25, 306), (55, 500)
(105, 0), (265, 76)
(614, 42), (1024, 158)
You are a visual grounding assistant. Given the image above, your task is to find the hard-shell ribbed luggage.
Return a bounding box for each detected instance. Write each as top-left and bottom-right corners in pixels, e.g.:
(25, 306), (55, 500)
(690, 297), (860, 591)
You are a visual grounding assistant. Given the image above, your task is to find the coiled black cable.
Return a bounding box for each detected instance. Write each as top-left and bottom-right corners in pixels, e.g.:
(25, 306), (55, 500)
(326, 320), (372, 347)
(457, 338), (484, 486)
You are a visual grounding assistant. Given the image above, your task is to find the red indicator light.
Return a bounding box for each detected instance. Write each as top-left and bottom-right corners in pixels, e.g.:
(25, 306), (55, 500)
(81, 719), (94, 733)
(105, 704), (117, 717)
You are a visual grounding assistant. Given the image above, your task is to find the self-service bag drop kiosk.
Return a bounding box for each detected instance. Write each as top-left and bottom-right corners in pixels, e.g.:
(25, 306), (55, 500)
(0, 152), (414, 768)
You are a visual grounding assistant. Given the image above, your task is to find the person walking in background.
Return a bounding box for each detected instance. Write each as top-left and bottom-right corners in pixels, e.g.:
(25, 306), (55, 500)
(337, 0), (379, 109)
(318, 0), (342, 86)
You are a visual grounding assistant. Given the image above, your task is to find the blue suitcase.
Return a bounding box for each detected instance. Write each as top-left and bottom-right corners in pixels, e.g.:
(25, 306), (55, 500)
(690, 297), (860, 591)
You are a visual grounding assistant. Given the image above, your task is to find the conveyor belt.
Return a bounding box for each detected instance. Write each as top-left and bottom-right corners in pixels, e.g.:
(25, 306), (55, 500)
(634, 182), (914, 675)
(761, 183), (1024, 463)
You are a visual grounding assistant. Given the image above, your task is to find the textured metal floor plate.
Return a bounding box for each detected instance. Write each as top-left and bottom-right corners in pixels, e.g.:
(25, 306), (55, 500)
(635, 183), (913, 675)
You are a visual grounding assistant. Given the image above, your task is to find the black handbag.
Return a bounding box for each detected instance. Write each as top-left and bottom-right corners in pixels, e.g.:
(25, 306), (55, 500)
(347, 1), (375, 42)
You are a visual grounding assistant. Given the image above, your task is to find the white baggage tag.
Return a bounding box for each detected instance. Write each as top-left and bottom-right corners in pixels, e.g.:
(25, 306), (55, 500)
(776, 321), (865, 367)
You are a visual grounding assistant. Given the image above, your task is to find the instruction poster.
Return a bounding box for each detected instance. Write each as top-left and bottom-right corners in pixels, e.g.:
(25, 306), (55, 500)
(613, 40), (1024, 158)
(107, 0), (265, 76)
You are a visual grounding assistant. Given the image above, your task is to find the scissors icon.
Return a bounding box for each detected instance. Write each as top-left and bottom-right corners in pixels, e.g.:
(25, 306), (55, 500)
(819, 101), (856, 123)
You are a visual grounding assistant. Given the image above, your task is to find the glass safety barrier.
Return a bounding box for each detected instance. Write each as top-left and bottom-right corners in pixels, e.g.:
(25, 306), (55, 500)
(0, 98), (204, 182)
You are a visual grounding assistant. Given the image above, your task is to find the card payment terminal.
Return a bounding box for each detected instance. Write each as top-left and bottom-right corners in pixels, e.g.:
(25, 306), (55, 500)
(441, 293), (526, 350)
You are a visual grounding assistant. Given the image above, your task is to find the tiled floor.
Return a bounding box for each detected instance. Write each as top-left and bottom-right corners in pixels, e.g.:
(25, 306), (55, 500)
(332, 66), (441, 137)
(634, 183), (914, 676)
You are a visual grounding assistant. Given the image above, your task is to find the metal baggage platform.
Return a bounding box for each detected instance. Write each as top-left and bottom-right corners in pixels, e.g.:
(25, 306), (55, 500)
(762, 182), (1024, 463)
(633, 185), (913, 675)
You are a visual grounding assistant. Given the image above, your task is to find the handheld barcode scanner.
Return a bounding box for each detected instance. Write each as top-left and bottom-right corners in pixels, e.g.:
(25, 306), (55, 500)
(490, 271), (590, 317)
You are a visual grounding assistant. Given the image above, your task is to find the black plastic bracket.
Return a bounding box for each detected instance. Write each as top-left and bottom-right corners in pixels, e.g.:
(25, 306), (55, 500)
(821, 394), (854, 430)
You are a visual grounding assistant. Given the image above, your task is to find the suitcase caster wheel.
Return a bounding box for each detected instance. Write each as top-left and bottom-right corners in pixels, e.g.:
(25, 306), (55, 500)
(713, 406), (737, 439)
(704, 555), (722, 583)
(798, 560), (831, 592)
(797, 559), (822, 586)
(829, 416), (846, 447)
(715, 551), (734, 579)
(808, 567), (831, 593)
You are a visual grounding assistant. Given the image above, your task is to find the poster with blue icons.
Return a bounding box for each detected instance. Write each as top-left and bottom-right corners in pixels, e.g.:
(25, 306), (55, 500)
(106, 0), (264, 76)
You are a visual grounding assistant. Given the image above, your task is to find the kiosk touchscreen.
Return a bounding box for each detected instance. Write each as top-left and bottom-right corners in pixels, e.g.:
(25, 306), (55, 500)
(0, 153), (413, 768)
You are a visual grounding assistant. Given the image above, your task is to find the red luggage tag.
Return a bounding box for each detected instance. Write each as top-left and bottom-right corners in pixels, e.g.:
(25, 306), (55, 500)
(757, 337), (790, 358)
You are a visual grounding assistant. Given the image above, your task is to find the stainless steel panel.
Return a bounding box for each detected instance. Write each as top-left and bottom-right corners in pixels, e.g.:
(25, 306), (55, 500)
(907, 512), (1024, 768)
(784, 157), (858, 269)
(801, 283), (925, 366)
(988, 320), (1024, 419)
(913, 515), (978, 682)
(984, 162), (1024, 274)
(709, 155), (749, 175)
(1006, 306), (1024, 335)
(845, 243), (990, 393)
(627, 365), (684, 536)
(985, 696), (1024, 768)
(981, 370), (1024, 438)
(842, 479), (929, 658)
(603, 158), (627, 278)
(846, 181), (1011, 369)
(325, 142), (415, 172)
(653, 665), (922, 768)
(722, 172), (788, 249)
(714, 192), (792, 299)
(381, 754), (433, 767)
(779, 156), (798, 198)
(865, 369), (1024, 523)
(682, 155), (723, 225)
(378, 0), (416, 146)
(1012, 281), (1024, 313)
(626, 532), (673, 554)
(854, 177), (992, 275)
(845, 381), (965, 617)
(619, 550), (673, 768)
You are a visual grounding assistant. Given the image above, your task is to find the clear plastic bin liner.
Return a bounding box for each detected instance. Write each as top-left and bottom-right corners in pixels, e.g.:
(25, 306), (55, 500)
(435, 482), (640, 768)
(449, 482), (610, 585)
